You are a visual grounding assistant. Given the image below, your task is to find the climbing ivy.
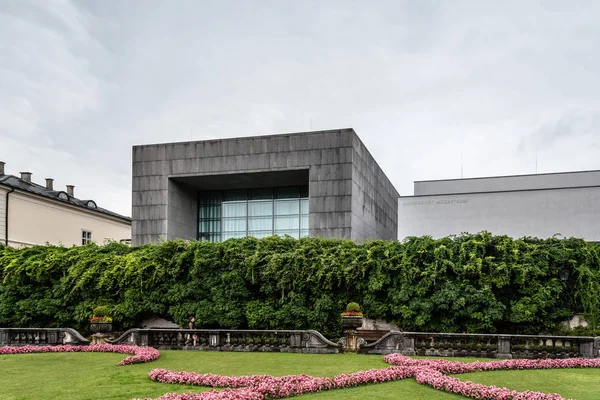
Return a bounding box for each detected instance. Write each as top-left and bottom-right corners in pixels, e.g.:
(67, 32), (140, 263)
(0, 233), (598, 338)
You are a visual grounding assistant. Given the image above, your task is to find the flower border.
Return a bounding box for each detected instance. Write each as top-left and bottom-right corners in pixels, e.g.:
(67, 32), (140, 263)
(142, 355), (600, 400)
(2, 344), (599, 400)
(0, 344), (160, 366)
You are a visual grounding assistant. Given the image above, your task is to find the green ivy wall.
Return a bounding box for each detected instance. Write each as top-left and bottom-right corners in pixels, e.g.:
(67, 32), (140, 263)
(1, 233), (599, 338)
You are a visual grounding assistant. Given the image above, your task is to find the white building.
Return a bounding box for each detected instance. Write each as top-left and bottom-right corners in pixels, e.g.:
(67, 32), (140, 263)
(0, 161), (131, 247)
(398, 170), (600, 242)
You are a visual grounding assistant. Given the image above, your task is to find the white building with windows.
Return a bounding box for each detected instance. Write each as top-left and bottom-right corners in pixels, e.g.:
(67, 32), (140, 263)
(0, 161), (131, 247)
(398, 170), (600, 242)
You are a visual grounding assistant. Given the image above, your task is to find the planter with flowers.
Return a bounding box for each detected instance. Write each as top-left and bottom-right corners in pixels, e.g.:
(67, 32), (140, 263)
(341, 302), (364, 330)
(89, 306), (113, 334)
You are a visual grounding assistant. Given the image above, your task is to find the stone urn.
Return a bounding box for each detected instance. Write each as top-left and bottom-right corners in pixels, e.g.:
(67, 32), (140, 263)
(90, 322), (112, 334)
(341, 315), (363, 330)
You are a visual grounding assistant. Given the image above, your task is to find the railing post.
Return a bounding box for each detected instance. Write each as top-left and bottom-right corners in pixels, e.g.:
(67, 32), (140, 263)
(401, 335), (416, 356)
(594, 337), (600, 358)
(579, 339), (594, 358)
(0, 329), (7, 346)
(140, 331), (149, 346)
(48, 330), (58, 345)
(290, 333), (302, 348)
(496, 335), (512, 359)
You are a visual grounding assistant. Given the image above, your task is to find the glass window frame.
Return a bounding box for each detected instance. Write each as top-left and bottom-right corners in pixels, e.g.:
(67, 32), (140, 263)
(198, 186), (309, 242)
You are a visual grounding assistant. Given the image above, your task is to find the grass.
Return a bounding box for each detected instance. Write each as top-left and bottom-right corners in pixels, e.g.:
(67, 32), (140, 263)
(0, 351), (598, 399)
(457, 368), (600, 400)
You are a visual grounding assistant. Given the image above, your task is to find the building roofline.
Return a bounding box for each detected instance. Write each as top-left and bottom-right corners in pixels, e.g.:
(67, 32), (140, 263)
(131, 127), (401, 198)
(414, 169), (600, 184)
(0, 175), (131, 223)
(132, 128), (356, 148)
(399, 184), (600, 199)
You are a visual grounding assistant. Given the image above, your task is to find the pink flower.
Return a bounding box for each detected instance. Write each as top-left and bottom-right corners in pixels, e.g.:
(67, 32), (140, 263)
(3, 343), (597, 400)
(0, 344), (160, 365)
(140, 354), (596, 400)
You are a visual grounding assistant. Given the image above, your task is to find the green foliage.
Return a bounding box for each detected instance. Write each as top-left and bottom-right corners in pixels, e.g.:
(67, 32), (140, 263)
(0, 233), (599, 337)
(345, 302), (361, 312)
(93, 306), (109, 317)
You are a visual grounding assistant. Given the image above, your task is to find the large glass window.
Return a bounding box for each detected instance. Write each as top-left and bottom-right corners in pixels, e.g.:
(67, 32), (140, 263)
(198, 186), (309, 242)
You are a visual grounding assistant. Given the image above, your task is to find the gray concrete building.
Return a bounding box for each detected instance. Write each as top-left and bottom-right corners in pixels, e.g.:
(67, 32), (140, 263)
(398, 170), (600, 241)
(132, 129), (399, 246)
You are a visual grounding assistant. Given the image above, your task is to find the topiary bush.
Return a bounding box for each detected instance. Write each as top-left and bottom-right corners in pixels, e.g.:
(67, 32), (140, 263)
(93, 306), (109, 317)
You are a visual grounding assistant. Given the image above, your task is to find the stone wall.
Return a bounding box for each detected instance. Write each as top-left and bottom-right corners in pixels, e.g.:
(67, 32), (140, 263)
(132, 129), (399, 245)
(350, 135), (399, 241)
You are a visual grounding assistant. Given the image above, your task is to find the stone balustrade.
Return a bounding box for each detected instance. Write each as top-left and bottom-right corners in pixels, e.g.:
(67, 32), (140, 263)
(0, 328), (89, 346)
(110, 329), (341, 354)
(1, 326), (598, 360)
(360, 331), (600, 359)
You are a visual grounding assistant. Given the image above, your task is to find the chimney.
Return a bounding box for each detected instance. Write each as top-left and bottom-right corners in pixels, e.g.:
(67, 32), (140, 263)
(45, 178), (54, 190)
(20, 172), (32, 183)
(0, 161), (4, 175)
(66, 185), (75, 197)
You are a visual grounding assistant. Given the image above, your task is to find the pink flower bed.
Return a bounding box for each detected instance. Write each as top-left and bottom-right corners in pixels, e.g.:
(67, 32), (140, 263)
(140, 354), (600, 400)
(0, 344), (160, 365)
(2, 343), (598, 399)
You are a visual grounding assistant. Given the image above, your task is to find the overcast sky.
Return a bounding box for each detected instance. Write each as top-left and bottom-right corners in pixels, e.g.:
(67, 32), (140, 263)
(2, 0), (600, 217)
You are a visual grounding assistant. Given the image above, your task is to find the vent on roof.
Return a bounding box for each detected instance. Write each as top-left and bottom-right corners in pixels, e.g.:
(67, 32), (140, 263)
(45, 178), (54, 190)
(66, 185), (74, 197)
(0, 161), (5, 175)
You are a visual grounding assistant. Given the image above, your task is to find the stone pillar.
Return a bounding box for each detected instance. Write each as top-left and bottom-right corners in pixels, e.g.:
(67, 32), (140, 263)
(139, 331), (149, 346)
(401, 336), (416, 356)
(48, 331), (58, 345)
(594, 337), (600, 358)
(579, 339), (594, 358)
(91, 333), (110, 344)
(343, 331), (359, 353)
(290, 333), (302, 348)
(0, 329), (7, 346)
(496, 336), (512, 359)
(131, 331), (140, 345)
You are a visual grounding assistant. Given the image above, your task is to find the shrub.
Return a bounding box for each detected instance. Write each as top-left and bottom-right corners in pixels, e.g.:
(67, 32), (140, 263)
(0, 233), (599, 337)
(93, 306), (109, 317)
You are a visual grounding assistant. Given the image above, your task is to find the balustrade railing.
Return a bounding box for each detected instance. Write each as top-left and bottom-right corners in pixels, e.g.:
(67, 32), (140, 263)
(360, 331), (599, 359)
(0, 328), (89, 346)
(1, 326), (598, 359)
(110, 329), (341, 354)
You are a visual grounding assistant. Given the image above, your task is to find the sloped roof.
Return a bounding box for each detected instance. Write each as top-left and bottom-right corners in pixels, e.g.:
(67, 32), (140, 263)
(0, 174), (131, 223)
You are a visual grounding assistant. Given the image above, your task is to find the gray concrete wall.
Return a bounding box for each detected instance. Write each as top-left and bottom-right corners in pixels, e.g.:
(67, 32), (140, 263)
(167, 180), (197, 241)
(415, 170), (600, 196)
(350, 135), (399, 241)
(133, 130), (354, 245)
(133, 129), (400, 245)
(398, 186), (600, 241)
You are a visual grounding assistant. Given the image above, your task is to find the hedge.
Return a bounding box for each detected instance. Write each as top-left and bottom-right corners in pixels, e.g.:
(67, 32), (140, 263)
(1, 232), (599, 338)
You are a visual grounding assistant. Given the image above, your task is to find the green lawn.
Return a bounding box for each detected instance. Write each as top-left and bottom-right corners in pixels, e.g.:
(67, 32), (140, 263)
(0, 351), (598, 399)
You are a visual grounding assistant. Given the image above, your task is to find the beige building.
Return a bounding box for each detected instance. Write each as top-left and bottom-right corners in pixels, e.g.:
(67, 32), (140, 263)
(0, 161), (131, 247)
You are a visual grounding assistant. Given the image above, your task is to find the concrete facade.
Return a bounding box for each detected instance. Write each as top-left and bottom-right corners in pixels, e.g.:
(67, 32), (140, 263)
(132, 129), (399, 245)
(398, 170), (600, 241)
